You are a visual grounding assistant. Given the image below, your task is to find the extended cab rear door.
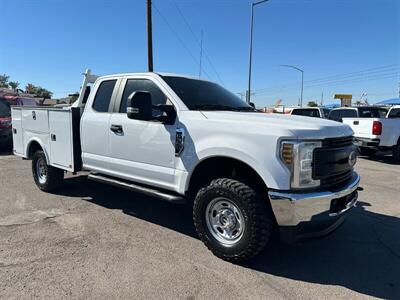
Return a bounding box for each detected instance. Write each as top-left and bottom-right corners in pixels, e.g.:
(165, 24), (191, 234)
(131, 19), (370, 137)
(81, 77), (121, 172)
(107, 76), (178, 191)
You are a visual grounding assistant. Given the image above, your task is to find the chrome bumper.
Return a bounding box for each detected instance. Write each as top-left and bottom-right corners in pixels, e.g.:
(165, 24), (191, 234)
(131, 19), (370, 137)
(268, 172), (360, 227)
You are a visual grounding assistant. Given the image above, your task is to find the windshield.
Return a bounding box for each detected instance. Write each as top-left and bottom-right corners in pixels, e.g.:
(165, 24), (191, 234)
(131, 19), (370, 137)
(162, 76), (255, 111)
(0, 99), (11, 117)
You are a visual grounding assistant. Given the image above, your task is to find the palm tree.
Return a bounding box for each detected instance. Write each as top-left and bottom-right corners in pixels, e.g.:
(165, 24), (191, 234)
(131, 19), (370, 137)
(25, 83), (36, 94)
(8, 81), (20, 93)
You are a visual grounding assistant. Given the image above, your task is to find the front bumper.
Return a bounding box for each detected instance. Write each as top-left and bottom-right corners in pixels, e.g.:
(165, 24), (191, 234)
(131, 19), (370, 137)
(268, 172), (360, 241)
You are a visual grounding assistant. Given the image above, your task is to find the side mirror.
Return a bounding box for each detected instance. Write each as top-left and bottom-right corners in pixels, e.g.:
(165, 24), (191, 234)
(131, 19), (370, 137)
(249, 102), (255, 108)
(154, 104), (177, 125)
(127, 91), (152, 120)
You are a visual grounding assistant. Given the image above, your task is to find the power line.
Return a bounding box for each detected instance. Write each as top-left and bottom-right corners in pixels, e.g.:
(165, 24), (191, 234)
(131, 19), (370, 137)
(252, 73), (399, 100)
(173, 1), (224, 84)
(153, 3), (213, 80)
(248, 64), (400, 95)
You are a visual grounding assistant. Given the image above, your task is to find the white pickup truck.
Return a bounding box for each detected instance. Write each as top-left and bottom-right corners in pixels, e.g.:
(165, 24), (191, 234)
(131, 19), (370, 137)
(12, 70), (360, 261)
(334, 107), (400, 161)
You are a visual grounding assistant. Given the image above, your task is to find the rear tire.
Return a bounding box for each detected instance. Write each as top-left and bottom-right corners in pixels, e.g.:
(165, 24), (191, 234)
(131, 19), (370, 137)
(358, 147), (377, 157)
(32, 150), (64, 192)
(193, 178), (274, 262)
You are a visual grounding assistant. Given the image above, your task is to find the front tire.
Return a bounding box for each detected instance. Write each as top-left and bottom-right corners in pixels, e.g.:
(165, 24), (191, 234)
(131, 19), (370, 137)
(193, 178), (274, 262)
(32, 150), (64, 192)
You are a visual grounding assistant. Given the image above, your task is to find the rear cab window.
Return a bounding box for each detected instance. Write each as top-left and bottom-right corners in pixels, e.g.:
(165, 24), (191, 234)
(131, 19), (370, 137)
(92, 80), (117, 112)
(291, 108), (320, 118)
(329, 109), (357, 122)
(357, 107), (387, 118)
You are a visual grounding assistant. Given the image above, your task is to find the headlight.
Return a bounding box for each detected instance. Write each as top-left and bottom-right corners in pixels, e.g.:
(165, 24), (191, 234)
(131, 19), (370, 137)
(280, 140), (322, 189)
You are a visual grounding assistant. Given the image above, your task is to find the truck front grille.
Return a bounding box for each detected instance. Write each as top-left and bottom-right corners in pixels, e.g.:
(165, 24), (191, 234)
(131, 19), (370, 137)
(313, 136), (356, 189)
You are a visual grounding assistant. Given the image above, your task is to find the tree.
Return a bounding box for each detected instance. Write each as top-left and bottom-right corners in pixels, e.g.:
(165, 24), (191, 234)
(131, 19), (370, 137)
(25, 84), (53, 104)
(8, 81), (20, 92)
(35, 87), (52, 99)
(307, 101), (318, 107)
(25, 83), (37, 94)
(0, 74), (10, 88)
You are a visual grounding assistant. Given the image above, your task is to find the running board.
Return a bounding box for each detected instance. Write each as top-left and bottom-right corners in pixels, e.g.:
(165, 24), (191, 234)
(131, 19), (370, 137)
(88, 173), (186, 204)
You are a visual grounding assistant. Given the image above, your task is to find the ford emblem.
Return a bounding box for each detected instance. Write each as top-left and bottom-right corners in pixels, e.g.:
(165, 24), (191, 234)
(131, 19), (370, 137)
(348, 151), (357, 167)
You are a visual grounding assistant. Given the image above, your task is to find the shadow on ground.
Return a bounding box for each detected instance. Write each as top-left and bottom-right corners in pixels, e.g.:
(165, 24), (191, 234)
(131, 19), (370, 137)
(359, 151), (399, 165)
(59, 176), (400, 299)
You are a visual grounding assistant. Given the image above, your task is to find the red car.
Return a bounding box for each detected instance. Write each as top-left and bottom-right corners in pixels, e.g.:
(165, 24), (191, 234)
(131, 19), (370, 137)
(0, 96), (37, 149)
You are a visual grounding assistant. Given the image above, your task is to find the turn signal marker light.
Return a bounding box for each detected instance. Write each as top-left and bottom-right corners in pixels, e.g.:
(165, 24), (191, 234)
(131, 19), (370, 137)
(282, 143), (293, 165)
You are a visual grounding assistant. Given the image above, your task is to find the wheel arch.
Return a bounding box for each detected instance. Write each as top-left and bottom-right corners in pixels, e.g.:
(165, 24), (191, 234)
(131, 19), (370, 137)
(26, 138), (49, 163)
(186, 155), (271, 202)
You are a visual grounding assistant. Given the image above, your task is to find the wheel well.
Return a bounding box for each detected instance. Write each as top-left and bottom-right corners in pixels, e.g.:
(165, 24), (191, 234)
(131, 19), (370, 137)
(27, 141), (43, 159)
(187, 157), (268, 198)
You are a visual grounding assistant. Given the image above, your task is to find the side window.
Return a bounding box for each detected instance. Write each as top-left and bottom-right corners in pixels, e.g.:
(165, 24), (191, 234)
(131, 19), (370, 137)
(388, 108), (400, 118)
(92, 80), (117, 112)
(119, 79), (170, 114)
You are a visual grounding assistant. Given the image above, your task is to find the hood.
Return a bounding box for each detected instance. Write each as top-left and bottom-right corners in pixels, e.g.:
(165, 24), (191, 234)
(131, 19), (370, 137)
(201, 111), (353, 139)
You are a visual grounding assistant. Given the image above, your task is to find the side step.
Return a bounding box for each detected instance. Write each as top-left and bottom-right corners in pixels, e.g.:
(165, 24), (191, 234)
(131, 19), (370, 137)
(88, 173), (186, 204)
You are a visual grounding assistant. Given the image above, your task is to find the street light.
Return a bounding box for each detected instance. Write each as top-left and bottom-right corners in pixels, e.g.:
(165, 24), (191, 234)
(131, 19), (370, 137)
(247, 0), (270, 104)
(280, 64), (304, 107)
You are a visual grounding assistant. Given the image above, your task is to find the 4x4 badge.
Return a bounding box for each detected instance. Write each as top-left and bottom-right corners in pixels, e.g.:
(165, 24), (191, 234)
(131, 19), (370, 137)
(175, 128), (185, 157)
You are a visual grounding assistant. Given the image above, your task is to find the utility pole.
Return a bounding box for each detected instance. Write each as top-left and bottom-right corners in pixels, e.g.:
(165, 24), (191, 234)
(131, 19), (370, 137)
(280, 64), (304, 107)
(247, 0), (269, 104)
(199, 30), (203, 79)
(321, 91), (324, 106)
(147, 0), (154, 72)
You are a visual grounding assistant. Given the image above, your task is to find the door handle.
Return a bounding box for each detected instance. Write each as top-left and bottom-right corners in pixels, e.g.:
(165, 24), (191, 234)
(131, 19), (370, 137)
(110, 124), (123, 134)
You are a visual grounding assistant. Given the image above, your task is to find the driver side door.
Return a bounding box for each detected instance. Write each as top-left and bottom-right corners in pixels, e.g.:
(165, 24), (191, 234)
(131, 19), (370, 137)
(107, 77), (177, 191)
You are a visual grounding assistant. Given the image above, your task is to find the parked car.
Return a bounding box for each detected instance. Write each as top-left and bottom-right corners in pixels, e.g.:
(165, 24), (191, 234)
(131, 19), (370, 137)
(337, 107), (400, 161)
(328, 106), (388, 122)
(290, 107), (330, 118)
(12, 70), (360, 262)
(0, 98), (12, 148)
(0, 97), (37, 149)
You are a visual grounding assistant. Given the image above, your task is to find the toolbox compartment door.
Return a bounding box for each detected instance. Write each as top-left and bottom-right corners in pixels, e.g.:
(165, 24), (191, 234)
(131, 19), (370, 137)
(48, 110), (74, 171)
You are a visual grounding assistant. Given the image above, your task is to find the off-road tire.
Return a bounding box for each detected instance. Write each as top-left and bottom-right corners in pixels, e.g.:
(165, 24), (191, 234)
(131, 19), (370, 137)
(358, 147), (377, 157)
(32, 150), (64, 192)
(193, 178), (274, 262)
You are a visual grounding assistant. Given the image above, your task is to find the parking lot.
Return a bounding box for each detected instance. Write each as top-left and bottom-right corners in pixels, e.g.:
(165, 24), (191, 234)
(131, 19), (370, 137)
(0, 150), (399, 299)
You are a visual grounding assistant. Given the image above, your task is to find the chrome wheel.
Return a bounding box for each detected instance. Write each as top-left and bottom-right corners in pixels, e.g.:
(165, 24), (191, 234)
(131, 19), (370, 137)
(36, 157), (47, 184)
(205, 197), (245, 245)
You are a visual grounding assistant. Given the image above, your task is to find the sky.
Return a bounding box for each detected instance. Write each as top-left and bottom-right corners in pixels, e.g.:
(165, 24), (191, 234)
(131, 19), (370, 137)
(1, 0), (399, 106)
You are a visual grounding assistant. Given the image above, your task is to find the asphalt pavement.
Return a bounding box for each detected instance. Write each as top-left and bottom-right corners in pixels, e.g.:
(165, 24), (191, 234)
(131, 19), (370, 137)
(0, 149), (399, 299)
